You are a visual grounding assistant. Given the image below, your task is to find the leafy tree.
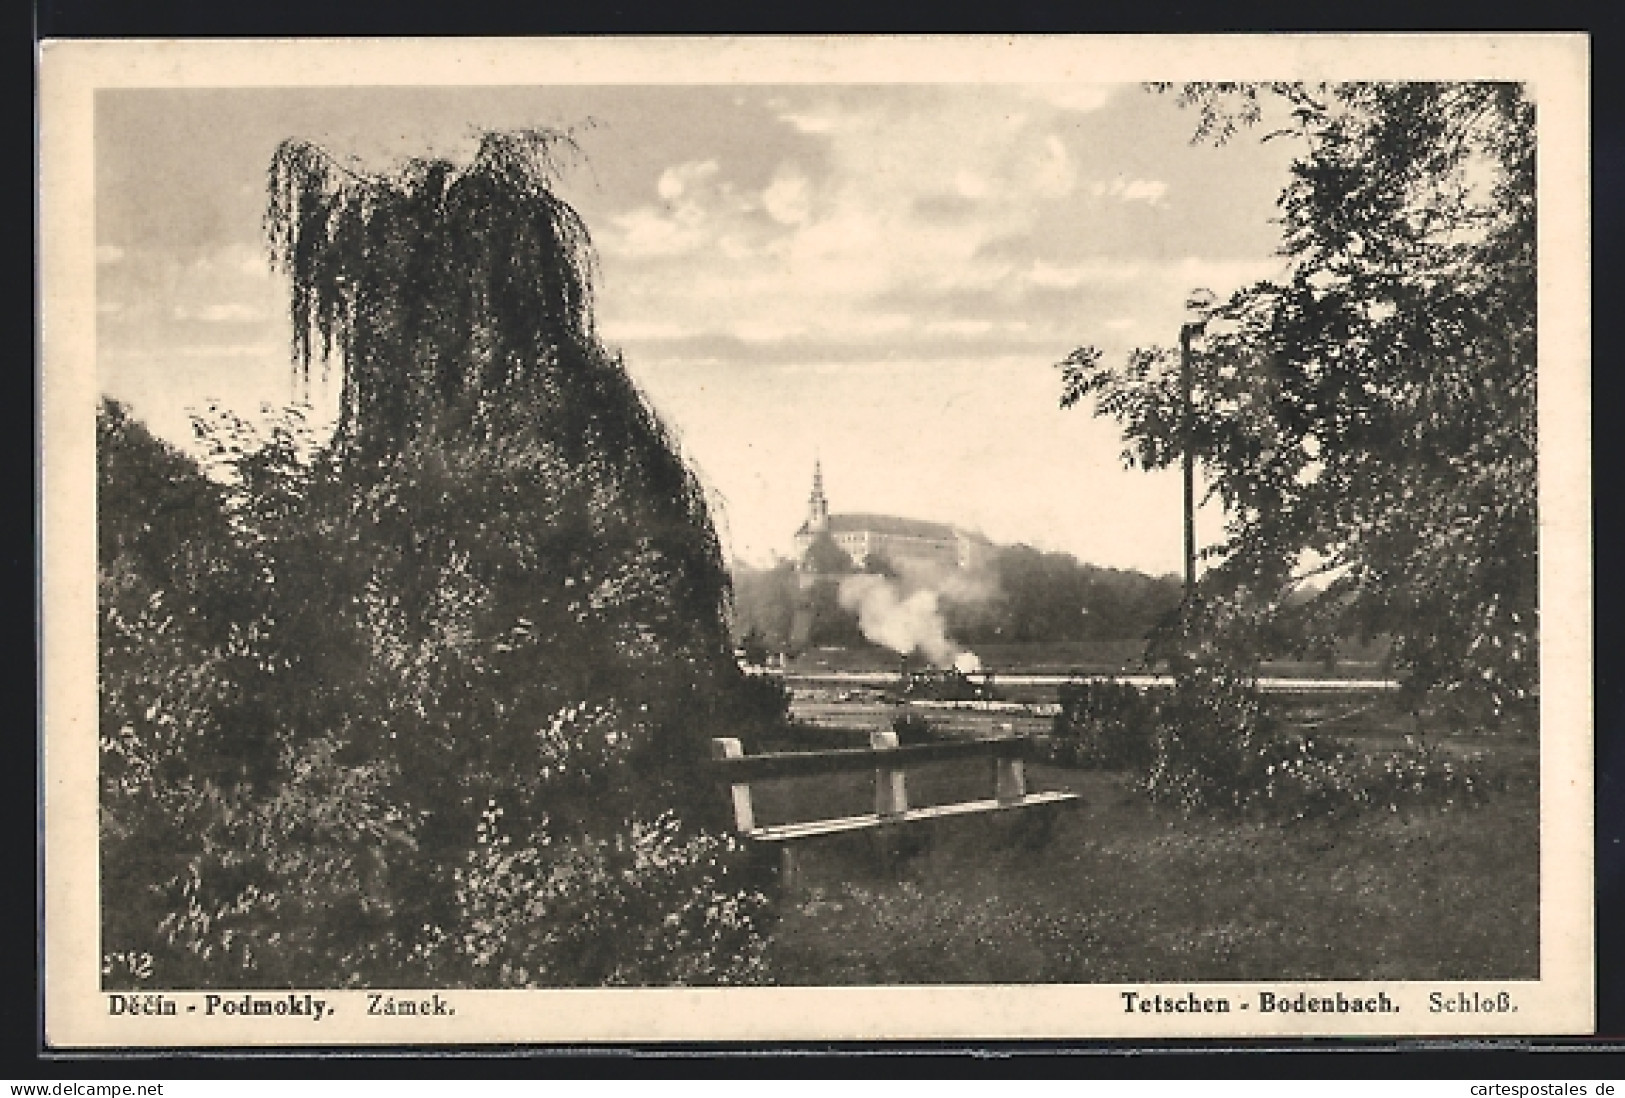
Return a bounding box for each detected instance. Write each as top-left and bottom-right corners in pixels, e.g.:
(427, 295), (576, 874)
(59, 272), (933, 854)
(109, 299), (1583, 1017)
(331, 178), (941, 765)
(800, 530), (855, 574)
(862, 550), (899, 577)
(1059, 83), (1536, 726)
(730, 558), (798, 647)
(802, 576), (866, 647)
(969, 545), (1179, 646)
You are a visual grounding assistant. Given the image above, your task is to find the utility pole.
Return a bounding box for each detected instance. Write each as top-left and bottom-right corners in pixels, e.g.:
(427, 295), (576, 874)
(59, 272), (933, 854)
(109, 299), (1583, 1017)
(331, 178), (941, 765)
(1179, 321), (1197, 600)
(1179, 288), (1216, 608)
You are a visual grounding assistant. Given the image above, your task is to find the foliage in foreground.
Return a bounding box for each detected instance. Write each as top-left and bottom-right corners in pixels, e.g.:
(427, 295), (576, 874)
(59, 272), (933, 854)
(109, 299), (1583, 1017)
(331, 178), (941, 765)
(99, 130), (773, 989)
(1144, 671), (1491, 821)
(1048, 679), (1157, 771)
(1046, 672), (1492, 822)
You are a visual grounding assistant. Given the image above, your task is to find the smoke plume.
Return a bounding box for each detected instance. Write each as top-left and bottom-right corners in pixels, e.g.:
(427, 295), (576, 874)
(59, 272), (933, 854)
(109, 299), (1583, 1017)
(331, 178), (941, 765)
(837, 561), (998, 669)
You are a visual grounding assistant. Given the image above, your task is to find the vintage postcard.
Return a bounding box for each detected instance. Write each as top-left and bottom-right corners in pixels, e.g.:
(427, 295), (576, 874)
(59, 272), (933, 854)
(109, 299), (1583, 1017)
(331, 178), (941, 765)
(40, 34), (1592, 1045)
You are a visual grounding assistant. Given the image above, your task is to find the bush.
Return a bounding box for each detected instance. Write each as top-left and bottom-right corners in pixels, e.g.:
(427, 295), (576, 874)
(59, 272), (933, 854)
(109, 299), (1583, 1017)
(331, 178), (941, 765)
(1142, 670), (1275, 812)
(726, 672), (795, 749)
(1251, 734), (1491, 822)
(414, 806), (771, 987)
(1050, 679), (1155, 770)
(1142, 669), (1491, 821)
(99, 403), (405, 988)
(100, 391), (779, 989)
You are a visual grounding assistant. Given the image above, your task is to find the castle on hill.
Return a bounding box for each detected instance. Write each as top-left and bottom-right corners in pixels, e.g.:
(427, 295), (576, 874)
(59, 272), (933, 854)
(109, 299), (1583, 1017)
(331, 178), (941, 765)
(793, 461), (990, 572)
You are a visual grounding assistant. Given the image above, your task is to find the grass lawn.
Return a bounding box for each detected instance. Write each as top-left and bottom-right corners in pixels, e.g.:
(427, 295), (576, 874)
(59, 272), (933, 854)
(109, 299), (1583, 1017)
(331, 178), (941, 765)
(760, 763), (1539, 984)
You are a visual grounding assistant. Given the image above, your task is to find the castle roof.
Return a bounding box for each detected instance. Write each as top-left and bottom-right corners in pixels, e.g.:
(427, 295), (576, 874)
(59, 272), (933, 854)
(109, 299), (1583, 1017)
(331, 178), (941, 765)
(797, 512), (984, 541)
(831, 513), (956, 539)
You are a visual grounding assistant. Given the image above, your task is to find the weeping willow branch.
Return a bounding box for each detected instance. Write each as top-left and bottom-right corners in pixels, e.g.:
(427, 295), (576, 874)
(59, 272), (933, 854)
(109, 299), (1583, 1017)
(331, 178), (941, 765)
(263, 127), (732, 658)
(265, 130), (599, 449)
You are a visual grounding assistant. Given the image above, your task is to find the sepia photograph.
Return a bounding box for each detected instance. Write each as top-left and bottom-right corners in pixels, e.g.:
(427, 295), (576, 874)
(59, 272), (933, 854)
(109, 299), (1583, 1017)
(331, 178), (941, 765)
(39, 35), (1593, 1044)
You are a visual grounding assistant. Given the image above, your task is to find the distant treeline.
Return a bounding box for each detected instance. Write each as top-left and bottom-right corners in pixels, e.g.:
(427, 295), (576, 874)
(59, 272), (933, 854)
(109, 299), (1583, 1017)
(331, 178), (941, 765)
(731, 544), (1182, 653)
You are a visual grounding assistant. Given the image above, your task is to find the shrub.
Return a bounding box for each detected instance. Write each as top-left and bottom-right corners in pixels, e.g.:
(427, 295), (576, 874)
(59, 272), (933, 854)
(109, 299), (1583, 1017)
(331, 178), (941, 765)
(1050, 679), (1155, 769)
(1142, 669), (1492, 821)
(415, 805), (772, 987)
(1250, 733), (1491, 822)
(98, 402), (404, 988)
(726, 672), (795, 753)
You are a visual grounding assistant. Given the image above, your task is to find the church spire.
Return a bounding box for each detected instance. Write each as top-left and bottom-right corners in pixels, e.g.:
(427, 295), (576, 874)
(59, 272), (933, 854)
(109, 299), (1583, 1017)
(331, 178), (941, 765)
(807, 459), (829, 532)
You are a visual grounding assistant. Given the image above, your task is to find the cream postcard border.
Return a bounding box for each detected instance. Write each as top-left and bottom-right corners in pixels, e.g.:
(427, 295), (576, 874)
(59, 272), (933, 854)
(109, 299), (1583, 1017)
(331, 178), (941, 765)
(39, 33), (1593, 1045)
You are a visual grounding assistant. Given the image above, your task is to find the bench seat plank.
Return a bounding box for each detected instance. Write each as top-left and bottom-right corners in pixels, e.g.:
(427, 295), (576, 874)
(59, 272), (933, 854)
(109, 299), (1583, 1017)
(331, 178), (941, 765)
(745, 790), (1079, 844)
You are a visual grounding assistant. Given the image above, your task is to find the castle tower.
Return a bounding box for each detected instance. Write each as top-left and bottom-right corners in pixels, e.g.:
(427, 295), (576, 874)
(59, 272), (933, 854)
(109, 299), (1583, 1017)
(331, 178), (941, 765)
(806, 459), (830, 533)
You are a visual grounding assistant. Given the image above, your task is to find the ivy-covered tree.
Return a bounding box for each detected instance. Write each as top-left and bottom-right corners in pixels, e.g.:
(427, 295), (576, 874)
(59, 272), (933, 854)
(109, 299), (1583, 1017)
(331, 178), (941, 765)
(1059, 83), (1537, 726)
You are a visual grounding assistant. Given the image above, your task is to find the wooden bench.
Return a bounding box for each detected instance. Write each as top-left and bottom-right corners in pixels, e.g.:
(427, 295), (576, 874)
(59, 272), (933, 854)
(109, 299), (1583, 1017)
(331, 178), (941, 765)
(711, 729), (1081, 890)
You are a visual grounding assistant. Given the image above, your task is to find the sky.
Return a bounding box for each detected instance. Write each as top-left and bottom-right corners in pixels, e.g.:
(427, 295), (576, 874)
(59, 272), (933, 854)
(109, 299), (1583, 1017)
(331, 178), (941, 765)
(95, 83), (1301, 573)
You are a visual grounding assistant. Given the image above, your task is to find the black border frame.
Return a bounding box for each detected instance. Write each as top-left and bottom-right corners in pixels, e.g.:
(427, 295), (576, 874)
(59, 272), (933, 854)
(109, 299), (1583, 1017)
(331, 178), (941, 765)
(26, 0), (1625, 1075)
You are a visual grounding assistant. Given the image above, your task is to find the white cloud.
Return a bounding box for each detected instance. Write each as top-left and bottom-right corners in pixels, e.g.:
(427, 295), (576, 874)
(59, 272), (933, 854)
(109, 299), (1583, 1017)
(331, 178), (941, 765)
(762, 169), (812, 226)
(604, 91), (1121, 348)
(600, 98), (1077, 353)
(1090, 177), (1171, 206)
(604, 158), (775, 259)
(657, 159), (719, 201)
(776, 106), (855, 135)
(778, 111), (837, 134)
(1120, 179), (1169, 205)
(607, 207), (705, 258)
(594, 87), (1285, 411)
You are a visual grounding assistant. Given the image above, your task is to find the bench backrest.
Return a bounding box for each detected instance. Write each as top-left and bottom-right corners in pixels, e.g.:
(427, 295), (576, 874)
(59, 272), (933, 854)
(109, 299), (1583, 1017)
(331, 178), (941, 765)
(711, 731), (1029, 834)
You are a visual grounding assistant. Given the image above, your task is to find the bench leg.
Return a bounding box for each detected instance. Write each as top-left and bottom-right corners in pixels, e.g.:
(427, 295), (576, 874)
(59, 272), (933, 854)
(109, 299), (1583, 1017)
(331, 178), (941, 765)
(779, 844), (801, 895)
(870, 827), (895, 874)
